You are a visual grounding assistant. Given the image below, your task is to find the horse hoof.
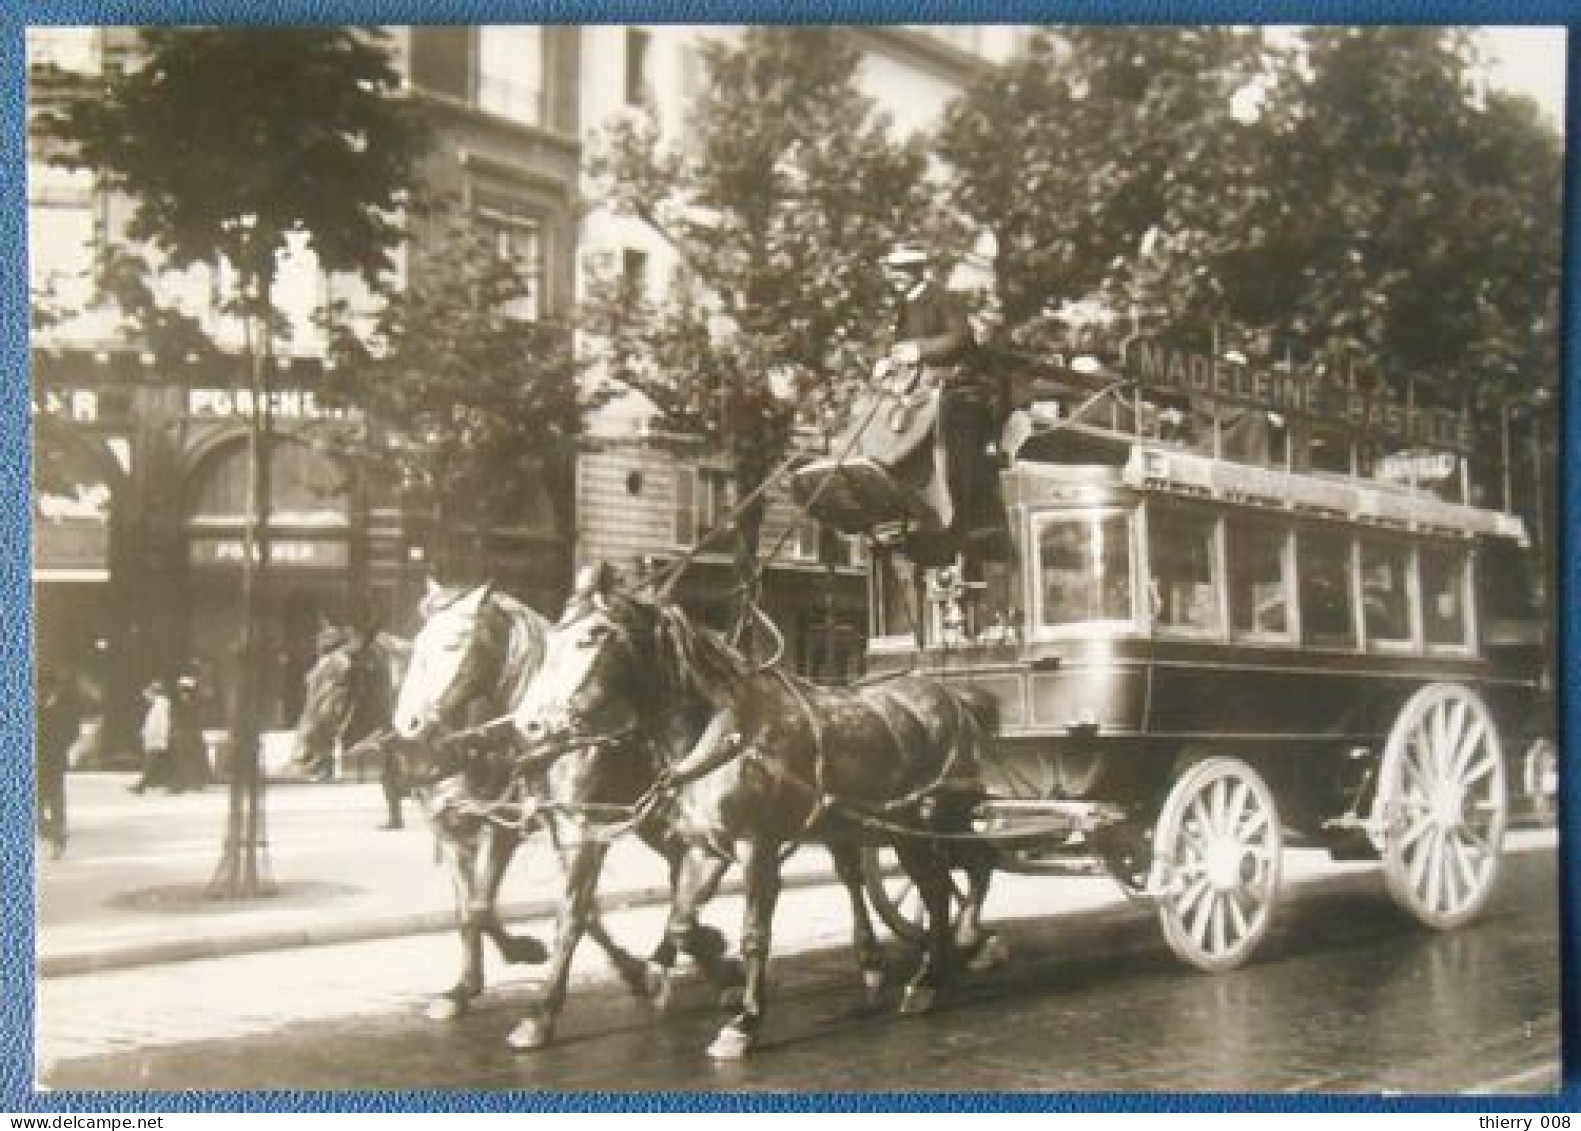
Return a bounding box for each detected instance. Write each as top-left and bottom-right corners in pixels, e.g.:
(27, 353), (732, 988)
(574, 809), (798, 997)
(898, 984), (936, 1016)
(507, 1014), (554, 1051)
(966, 934), (1010, 973)
(862, 968), (886, 1006)
(644, 962), (675, 1012)
(427, 995), (468, 1022)
(706, 1025), (754, 1061)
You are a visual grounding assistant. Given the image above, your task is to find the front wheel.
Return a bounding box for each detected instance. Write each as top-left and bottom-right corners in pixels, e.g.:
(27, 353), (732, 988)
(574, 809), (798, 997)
(860, 846), (968, 943)
(1372, 683), (1507, 929)
(1151, 756), (1283, 972)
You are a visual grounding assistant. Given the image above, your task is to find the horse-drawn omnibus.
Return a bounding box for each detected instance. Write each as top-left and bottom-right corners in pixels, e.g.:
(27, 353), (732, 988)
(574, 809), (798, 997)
(792, 336), (1555, 972)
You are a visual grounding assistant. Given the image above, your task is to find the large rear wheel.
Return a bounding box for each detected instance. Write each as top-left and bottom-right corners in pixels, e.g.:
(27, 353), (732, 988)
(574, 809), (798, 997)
(1151, 756), (1283, 972)
(1372, 683), (1507, 929)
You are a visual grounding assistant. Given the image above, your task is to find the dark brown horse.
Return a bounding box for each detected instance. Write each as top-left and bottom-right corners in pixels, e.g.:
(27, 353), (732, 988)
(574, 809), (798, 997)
(511, 569), (999, 1059)
(293, 627), (410, 823)
(392, 579), (735, 1032)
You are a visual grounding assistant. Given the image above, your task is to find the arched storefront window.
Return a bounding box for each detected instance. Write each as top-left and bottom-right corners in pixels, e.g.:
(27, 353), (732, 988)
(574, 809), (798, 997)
(188, 437), (348, 529)
(185, 437), (351, 731)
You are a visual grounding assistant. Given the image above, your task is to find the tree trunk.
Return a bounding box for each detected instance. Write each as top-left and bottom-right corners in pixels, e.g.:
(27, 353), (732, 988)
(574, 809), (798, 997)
(209, 267), (276, 900)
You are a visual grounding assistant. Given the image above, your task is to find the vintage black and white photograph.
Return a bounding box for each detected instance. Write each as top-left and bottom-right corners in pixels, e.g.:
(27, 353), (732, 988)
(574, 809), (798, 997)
(25, 21), (1566, 1096)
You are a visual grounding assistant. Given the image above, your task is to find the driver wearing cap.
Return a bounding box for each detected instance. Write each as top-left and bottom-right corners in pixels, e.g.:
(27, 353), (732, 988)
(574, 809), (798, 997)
(881, 245), (974, 375)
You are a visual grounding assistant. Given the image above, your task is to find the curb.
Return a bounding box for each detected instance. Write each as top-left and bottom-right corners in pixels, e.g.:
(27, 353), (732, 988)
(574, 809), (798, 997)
(38, 866), (839, 980)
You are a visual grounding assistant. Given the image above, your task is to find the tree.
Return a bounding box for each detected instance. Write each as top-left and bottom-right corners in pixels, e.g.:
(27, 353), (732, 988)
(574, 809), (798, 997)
(585, 27), (943, 630)
(1245, 28), (1563, 413)
(939, 26), (1271, 344)
(940, 27), (1561, 506)
(40, 27), (428, 898)
(321, 214), (594, 592)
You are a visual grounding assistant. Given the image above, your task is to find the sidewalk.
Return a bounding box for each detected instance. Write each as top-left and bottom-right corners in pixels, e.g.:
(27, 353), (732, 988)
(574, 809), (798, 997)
(37, 772), (1559, 981)
(36, 772), (836, 978)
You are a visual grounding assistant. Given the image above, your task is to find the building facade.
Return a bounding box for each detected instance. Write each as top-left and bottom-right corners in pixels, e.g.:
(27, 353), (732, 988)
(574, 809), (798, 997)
(571, 26), (1016, 680)
(27, 24), (1017, 754)
(27, 26), (585, 754)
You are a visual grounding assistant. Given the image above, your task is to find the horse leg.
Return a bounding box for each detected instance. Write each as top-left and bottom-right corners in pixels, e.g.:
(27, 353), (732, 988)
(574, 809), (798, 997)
(648, 845), (733, 1011)
(583, 905), (658, 999)
(507, 840), (608, 1051)
(476, 832), (547, 966)
(892, 839), (955, 1017)
(708, 838), (782, 1061)
(428, 831), (486, 1020)
(953, 845), (1008, 973)
(828, 840), (886, 1004)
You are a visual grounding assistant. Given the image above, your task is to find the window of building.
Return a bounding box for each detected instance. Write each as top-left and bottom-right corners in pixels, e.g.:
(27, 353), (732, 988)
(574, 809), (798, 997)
(625, 28), (651, 105)
(870, 548), (920, 640)
(1298, 530), (1356, 648)
(621, 247), (649, 304)
(1037, 511), (1133, 629)
(477, 26), (544, 124)
(1421, 546), (1470, 649)
(188, 438), (348, 528)
(472, 185), (543, 320)
(1227, 518), (1291, 640)
(1360, 539), (1415, 648)
(674, 464), (733, 548)
(1148, 507), (1222, 635)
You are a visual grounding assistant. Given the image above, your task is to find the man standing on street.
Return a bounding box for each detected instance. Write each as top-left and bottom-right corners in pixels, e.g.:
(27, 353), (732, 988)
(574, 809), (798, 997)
(36, 666), (80, 859)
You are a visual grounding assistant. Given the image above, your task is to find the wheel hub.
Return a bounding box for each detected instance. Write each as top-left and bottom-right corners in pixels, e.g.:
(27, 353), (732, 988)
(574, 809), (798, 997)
(1430, 787), (1465, 831)
(1204, 837), (1253, 892)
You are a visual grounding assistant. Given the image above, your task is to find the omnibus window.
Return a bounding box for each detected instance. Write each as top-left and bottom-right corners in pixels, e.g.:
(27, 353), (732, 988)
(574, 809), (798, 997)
(1360, 540), (1414, 646)
(1300, 531), (1356, 648)
(871, 550), (921, 640)
(1421, 547), (1469, 647)
(1039, 513), (1132, 627)
(1149, 509), (1221, 634)
(1227, 520), (1289, 638)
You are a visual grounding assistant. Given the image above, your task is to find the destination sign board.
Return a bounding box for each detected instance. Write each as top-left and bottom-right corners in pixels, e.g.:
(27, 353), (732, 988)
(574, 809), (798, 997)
(1126, 339), (1471, 453)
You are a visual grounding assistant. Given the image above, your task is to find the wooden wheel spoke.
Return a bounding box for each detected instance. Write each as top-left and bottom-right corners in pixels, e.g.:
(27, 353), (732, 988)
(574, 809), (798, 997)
(1188, 888), (1217, 948)
(1225, 888), (1253, 937)
(1234, 804), (1270, 843)
(1460, 754), (1498, 788)
(1175, 874), (1212, 916)
(1425, 829), (1449, 913)
(1447, 834), (1481, 908)
(1398, 809), (1436, 853)
(1448, 717), (1487, 784)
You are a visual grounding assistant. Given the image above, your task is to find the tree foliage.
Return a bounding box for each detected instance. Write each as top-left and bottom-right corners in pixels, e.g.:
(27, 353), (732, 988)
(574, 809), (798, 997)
(35, 26), (429, 898)
(39, 27), (426, 292)
(940, 26), (1271, 337)
(585, 27), (944, 599)
(940, 25), (1562, 423)
(322, 216), (594, 571)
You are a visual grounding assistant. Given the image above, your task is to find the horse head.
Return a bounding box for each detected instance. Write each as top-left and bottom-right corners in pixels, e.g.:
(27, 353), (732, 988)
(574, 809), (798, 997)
(511, 563), (747, 759)
(392, 579), (506, 742)
(293, 624), (395, 767)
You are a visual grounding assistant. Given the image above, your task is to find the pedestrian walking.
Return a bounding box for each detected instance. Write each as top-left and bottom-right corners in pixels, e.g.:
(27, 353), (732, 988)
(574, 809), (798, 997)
(169, 674), (210, 792)
(36, 666), (80, 859)
(129, 679), (173, 794)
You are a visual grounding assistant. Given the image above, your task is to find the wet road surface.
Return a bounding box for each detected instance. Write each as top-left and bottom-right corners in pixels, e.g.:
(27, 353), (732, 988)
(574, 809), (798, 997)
(38, 840), (1561, 1095)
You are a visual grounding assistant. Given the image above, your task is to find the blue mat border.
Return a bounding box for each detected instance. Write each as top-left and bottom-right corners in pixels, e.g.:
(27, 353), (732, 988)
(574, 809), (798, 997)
(1, 0), (1574, 1113)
